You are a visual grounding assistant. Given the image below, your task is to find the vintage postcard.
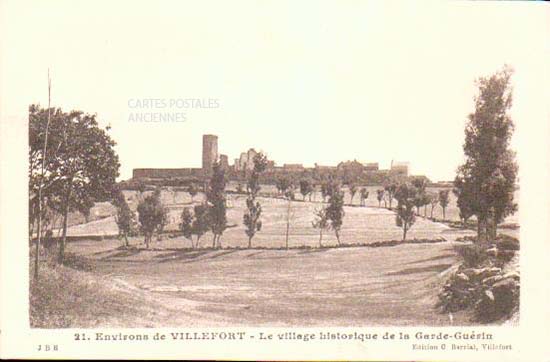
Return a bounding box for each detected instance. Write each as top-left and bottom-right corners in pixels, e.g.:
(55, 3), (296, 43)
(1, 0), (549, 360)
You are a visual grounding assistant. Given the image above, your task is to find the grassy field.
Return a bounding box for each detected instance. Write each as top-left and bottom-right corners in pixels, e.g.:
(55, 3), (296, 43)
(60, 185), (518, 241)
(37, 239), (475, 327)
(56, 184), (519, 239)
(225, 183), (519, 224)
(64, 189), (475, 248)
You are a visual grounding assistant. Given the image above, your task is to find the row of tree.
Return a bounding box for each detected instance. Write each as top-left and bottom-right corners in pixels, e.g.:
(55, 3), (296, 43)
(115, 161), (231, 250)
(278, 177), (368, 206)
(392, 183), (449, 241)
(176, 163), (229, 249)
(172, 169), (455, 249)
(176, 156), (349, 249)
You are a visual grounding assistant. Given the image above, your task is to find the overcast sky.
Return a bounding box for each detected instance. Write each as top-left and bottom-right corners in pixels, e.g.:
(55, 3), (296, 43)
(2, 0), (549, 181)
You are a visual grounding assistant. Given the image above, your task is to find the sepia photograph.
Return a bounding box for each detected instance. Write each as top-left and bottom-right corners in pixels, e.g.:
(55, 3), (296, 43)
(1, 0), (549, 360)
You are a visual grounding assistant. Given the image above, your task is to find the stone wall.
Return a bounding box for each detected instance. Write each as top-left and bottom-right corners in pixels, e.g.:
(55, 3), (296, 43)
(133, 168), (203, 179)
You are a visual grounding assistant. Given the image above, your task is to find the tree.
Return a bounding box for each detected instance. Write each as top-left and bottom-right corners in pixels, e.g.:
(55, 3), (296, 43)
(439, 189), (450, 221)
(411, 177), (428, 190)
(299, 179), (313, 201)
(29, 105), (120, 263)
(359, 188), (369, 206)
(276, 176), (291, 195)
(411, 178), (428, 215)
(312, 207), (329, 247)
(429, 193), (439, 219)
(348, 183), (357, 205)
(284, 187), (296, 249)
(180, 207), (194, 247)
(395, 183), (416, 241)
(384, 182), (397, 209)
(456, 67), (518, 244)
(180, 204), (209, 248)
(252, 152), (268, 173)
(82, 207), (91, 224)
(320, 181), (330, 202)
(154, 188), (169, 239)
(376, 189), (385, 208)
(413, 194), (424, 216)
(137, 189), (168, 248)
(422, 194), (431, 217)
(112, 189), (137, 247)
(413, 192), (431, 218)
(207, 161), (227, 249)
(243, 153), (268, 248)
(309, 182), (316, 201)
(453, 176), (474, 226)
(136, 181), (147, 202)
(243, 199), (262, 248)
(325, 183), (345, 244)
(321, 177), (339, 202)
(29, 194), (61, 242)
(285, 186), (296, 201)
(188, 183), (198, 202)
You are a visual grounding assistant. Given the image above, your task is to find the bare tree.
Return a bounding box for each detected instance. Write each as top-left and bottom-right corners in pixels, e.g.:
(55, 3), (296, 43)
(33, 70), (52, 278)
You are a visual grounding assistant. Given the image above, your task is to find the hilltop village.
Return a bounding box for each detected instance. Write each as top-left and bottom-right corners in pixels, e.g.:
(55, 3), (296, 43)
(130, 134), (431, 187)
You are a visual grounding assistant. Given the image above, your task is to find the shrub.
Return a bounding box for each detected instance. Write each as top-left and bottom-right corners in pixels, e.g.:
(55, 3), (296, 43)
(455, 244), (489, 268)
(496, 235), (520, 251)
(437, 272), (480, 312)
(474, 278), (519, 323)
(439, 238), (519, 323)
(62, 252), (95, 272)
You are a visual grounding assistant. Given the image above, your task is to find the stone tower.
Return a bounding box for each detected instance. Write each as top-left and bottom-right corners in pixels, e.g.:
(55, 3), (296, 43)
(202, 134), (218, 172)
